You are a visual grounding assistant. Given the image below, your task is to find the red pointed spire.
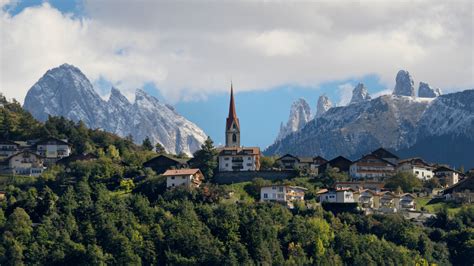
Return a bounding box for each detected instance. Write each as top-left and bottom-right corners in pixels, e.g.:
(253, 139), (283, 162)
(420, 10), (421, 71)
(226, 82), (240, 130)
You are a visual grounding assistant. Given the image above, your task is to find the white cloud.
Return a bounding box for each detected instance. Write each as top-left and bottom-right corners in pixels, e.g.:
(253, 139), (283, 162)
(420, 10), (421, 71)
(337, 83), (354, 106)
(0, 0), (472, 103)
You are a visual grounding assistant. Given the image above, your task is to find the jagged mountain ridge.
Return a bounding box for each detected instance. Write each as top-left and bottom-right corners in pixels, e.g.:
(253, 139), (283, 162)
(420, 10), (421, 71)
(266, 90), (474, 168)
(275, 98), (312, 142)
(23, 64), (207, 155)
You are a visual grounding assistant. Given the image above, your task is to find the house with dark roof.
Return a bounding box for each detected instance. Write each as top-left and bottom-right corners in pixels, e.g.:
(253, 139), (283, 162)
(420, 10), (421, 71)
(143, 154), (189, 174)
(275, 154), (327, 174)
(318, 156), (352, 173)
(0, 151), (45, 176)
(33, 137), (72, 162)
(349, 154), (396, 180)
(434, 166), (462, 187)
(371, 148), (399, 165)
(442, 176), (474, 203)
(0, 139), (20, 158)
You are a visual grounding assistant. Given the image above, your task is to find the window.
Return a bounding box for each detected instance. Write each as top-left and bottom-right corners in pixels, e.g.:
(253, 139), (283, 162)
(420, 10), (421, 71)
(263, 193), (268, 199)
(247, 157), (251, 160)
(272, 186), (276, 190)
(278, 187), (284, 192)
(225, 164), (228, 167)
(233, 123), (236, 129)
(224, 157), (230, 161)
(171, 176), (175, 179)
(232, 134), (237, 142)
(247, 163), (252, 166)
(272, 193), (276, 198)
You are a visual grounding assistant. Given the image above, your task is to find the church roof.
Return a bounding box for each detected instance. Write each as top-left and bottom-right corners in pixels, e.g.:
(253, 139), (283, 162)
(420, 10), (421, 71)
(226, 83), (240, 131)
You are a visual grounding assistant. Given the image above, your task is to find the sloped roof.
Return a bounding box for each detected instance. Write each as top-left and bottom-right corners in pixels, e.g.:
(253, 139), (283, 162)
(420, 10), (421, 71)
(0, 139), (19, 146)
(371, 147), (399, 159)
(443, 176), (474, 194)
(34, 137), (71, 146)
(144, 154), (189, 165)
(353, 154), (396, 166)
(218, 146), (261, 156)
(163, 168), (202, 176)
(226, 84), (240, 131)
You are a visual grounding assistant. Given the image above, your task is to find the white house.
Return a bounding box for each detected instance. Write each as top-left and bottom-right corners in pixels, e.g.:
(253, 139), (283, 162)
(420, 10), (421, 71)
(34, 137), (72, 161)
(397, 158), (434, 180)
(349, 154), (396, 179)
(260, 185), (307, 208)
(318, 188), (355, 203)
(218, 147), (261, 172)
(1, 151), (45, 177)
(163, 168), (204, 188)
(0, 140), (19, 158)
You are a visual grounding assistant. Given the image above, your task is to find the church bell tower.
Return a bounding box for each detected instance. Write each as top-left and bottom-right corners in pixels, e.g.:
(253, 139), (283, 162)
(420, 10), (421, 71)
(225, 83), (240, 147)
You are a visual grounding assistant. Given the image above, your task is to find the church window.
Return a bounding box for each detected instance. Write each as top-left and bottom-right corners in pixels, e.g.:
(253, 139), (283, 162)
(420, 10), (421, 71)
(233, 123), (236, 129)
(232, 134), (237, 142)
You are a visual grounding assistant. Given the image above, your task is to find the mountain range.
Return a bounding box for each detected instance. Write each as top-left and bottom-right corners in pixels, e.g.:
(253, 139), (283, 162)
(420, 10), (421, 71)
(23, 64), (207, 155)
(267, 70), (474, 169)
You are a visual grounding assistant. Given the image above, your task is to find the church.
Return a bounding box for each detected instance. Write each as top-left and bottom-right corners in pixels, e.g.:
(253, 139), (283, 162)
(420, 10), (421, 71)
(218, 84), (261, 172)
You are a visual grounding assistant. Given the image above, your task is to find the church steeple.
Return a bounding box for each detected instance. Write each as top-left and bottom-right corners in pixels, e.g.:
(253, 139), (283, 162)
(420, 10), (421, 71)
(225, 82), (240, 147)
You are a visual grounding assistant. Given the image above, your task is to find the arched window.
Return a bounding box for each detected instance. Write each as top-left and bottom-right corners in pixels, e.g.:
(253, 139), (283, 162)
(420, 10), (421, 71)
(233, 123), (236, 129)
(232, 133), (237, 142)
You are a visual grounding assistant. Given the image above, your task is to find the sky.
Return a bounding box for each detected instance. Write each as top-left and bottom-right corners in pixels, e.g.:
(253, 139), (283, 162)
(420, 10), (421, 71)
(0, 0), (473, 148)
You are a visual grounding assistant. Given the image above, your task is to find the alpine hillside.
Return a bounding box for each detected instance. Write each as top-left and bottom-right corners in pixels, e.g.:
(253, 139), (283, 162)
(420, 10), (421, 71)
(23, 64), (207, 155)
(266, 70), (474, 168)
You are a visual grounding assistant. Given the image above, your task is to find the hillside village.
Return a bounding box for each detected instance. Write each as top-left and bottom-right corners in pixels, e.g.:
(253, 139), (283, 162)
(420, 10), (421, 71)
(0, 88), (473, 265)
(2, 85), (472, 219)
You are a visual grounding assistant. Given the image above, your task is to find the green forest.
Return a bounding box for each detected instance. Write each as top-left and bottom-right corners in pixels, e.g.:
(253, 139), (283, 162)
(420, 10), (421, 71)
(0, 94), (473, 265)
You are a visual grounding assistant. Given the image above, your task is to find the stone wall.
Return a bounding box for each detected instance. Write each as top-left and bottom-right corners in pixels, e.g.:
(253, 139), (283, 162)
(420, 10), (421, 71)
(213, 170), (298, 184)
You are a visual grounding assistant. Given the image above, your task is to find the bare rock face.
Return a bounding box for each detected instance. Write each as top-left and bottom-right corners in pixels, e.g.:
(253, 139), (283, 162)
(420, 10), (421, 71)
(24, 64), (207, 155)
(316, 95), (332, 118)
(418, 82), (441, 98)
(275, 98), (312, 141)
(350, 83), (371, 104)
(393, 70), (415, 97)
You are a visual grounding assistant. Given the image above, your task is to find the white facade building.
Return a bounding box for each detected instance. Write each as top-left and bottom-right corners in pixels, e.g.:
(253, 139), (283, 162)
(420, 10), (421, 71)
(260, 185), (307, 208)
(163, 169), (204, 188)
(318, 189), (355, 203)
(218, 147), (261, 172)
(35, 138), (72, 160)
(397, 158), (434, 180)
(2, 151), (45, 177)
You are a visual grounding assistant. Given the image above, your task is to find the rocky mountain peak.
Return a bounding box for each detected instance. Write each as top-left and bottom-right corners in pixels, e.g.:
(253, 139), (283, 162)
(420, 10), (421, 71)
(393, 70), (415, 97)
(418, 82), (441, 98)
(316, 95), (332, 117)
(275, 98), (312, 141)
(23, 64), (207, 156)
(350, 83), (371, 104)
